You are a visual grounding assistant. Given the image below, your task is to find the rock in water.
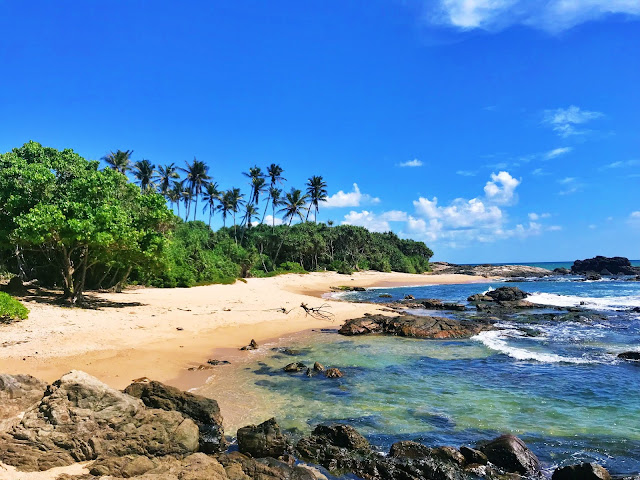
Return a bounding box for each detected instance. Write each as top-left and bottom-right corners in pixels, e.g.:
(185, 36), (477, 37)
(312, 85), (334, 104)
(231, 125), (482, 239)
(571, 256), (639, 276)
(0, 374), (47, 432)
(552, 463), (611, 480)
(617, 351), (640, 361)
(479, 434), (541, 475)
(325, 368), (343, 378)
(339, 314), (491, 339)
(0, 371), (199, 471)
(283, 362), (307, 372)
(124, 379), (226, 453)
(237, 417), (289, 458)
(485, 287), (528, 301)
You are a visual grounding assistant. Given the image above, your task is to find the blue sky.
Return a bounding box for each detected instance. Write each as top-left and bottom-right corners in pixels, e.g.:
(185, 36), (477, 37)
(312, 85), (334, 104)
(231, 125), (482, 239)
(1, 1), (638, 263)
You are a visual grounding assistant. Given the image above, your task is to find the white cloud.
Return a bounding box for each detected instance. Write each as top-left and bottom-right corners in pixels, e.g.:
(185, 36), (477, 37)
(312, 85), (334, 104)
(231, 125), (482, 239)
(543, 105), (604, 137)
(629, 211), (640, 227)
(398, 159), (423, 168)
(528, 212), (551, 221)
(483, 171), (520, 205)
(557, 177), (582, 195)
(600, 159), (640, 170)
(263, 215), (283, 226)
(456, 170), (477, 176)
(430, 0), (640, 32)
(341, 210), (409, 232)
(545, 147), (573, 160)
(325, 183), (380, 208)
(531, 168), (548, 176)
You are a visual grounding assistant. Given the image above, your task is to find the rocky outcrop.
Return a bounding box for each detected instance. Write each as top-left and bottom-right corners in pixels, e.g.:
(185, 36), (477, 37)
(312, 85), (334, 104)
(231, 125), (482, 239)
(400, 298), (467, 311)
(553, 267), (571, 275)
(0, 371), (200, 471)
(478, 434), (541, 476)
(430, 262), (552, 278)
(617, 351), (640, 361)
(0, 374), (47, 432)
(467, 287), (539, 313)
(237, 417), (289, 458)
(124, 379), (226, 453)
(552, 463), (611, 480)
(571, 256), (639, 276)
(339, 314), (492, 339)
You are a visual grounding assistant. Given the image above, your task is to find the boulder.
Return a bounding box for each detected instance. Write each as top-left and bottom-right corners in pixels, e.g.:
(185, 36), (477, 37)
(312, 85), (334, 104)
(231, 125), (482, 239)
(552, 463), (611, 480)
(460, 446), (488, 465)
(313, 362), (325, 372)
(91, 452), (229, 479)
(0, 371), (199, 471)
(479, 434), (540, 475)
(553, 268), (571, 275)
(571, 256), (638, 276)
(618, 351), (640, 361)
(339, 314), (492, 339)
(237, 417), (289, 458)
(283, 362), (307, 372)
(0, 374), (47, 432)
(325, 368), (343, 378)
(485, 287), (528, 302)
(389, 441), (432, 459)
(124, 379), (226, 453)
(240, 339), (259, 351)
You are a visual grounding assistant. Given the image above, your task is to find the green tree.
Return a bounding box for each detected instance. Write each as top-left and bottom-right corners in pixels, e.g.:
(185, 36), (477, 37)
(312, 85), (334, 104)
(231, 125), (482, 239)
(202, 182), (221, 227)
(102, 149), (133, 174)
(132, 159), (157, 192)
(0, 141), (172, 303)
(157, 163), (180, 195)
(305, 175), (328, 222)
(181, 158), (211, 221)
(261, 164), (286, 223)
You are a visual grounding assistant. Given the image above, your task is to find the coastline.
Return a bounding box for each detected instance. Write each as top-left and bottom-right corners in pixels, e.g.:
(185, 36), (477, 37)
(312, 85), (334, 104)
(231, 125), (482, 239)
(0, 271), (490, 390)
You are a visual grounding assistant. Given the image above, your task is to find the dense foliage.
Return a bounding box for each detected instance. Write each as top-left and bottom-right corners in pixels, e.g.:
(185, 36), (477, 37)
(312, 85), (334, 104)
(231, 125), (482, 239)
(0, 142), (434, 297)
(0, 292), (29, 323)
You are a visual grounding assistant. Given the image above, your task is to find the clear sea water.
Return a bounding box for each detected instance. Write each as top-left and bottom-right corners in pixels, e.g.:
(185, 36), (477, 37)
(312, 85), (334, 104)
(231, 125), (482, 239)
(199, 277), (640, 476)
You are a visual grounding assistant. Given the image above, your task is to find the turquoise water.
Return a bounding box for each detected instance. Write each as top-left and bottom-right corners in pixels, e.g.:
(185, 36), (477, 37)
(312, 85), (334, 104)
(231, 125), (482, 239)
(204, 279), (640, 476)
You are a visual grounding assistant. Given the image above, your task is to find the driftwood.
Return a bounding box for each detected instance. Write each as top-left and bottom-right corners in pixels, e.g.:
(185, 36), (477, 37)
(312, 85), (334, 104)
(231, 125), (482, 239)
(300, 302), (334, 321)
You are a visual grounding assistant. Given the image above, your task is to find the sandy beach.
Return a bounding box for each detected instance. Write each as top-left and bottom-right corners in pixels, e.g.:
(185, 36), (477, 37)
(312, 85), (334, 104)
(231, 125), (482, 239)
(0, 271), (488, 390)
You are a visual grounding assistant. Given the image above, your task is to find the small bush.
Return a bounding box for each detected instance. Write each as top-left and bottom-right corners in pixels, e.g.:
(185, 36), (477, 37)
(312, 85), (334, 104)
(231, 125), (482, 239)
(0, 292), (29, 324)
(328, 260), (354, 275)
(277, 261), (306, 273)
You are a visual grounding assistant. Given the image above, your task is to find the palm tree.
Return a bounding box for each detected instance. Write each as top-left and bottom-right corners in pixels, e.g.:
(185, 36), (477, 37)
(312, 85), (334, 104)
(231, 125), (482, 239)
(244, 204), (260, 229)
(268, 187), (283, 228)
(202, 182), (221, 227)
(217, 190), (233, 228)
(102, 149), (133, 174)
(132, 159), (157, 192)
(157, 163), (180, 195)
(180, 187), (192, 221)
(228, 188), (245, 243)
(274, 188), (309, 266)
(261, 164), (286, 223)
(181, 157), (211, 221)
(167, 181), (182, 216)
(242, 166), (264, 225)
(305, 175), (328, 222)
(279, 188), (309, 226)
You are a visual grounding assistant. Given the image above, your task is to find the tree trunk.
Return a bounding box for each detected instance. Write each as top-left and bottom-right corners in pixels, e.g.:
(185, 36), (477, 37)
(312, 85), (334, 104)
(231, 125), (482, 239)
(114, 265), (132, 293)
(71, 247), (89, 305)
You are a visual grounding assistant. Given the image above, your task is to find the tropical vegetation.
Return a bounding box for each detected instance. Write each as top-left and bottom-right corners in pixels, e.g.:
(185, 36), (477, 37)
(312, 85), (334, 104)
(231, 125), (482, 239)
(0, 141), (433, 298)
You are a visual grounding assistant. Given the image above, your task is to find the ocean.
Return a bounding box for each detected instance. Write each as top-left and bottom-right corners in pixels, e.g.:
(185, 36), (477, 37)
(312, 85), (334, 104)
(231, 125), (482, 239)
(197, 276), (640, 476)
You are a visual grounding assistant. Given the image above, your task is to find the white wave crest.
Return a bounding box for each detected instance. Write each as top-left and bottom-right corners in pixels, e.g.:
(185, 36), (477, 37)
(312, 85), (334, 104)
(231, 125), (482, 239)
(527, 292), (640, 311)
(472, 330), (592, 364)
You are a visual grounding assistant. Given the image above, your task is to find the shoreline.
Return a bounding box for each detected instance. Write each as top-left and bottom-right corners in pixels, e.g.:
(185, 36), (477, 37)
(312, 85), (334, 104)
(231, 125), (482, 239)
(0, 271), (491, 390)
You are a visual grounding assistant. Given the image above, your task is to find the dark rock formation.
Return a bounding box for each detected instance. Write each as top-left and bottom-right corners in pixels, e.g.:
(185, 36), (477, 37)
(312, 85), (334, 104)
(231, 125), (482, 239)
(479, 434), (541, 476)
(430, 262), (552, 278)
(460, 446), (488, 465)
(241, 339), (259, 350)
(0, 374), (47, 432)
(553, 267), (571, 275)
(552, 462), (611, 480)
(339, 314), (492, 339)
(313, 362), (325, 372)
(0, 371), (200, 471)
(325, 368), (343, 378)
(467, 287), (539, 313)
(618, 351), (640, 361)
(571, 256), (639, 276)
(485, 287), (528, 302)
(237, 417), (289, 458)
(124, 379), (226, 453)
(283, 362), (307, 372)
(401, 298), (466, 311)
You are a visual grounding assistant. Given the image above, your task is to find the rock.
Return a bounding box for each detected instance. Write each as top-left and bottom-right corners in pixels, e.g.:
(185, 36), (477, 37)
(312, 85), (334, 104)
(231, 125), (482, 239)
(485, 287), (528, 302)
(271, 347), (303, 356)
(379, 294), (393, 298)
(586, 273), (602, 281)
(241, 339), (259, 350)
(552, 463), (611, 480)
(307, 424), (369, 451)
(479, 434), (541, 475)
(325, 368), (343, 378)
(92, 452), (229, 479)
(283, 362), (307, 372)
(571, 256), (639, 276)
(313, 362), (325, 372)
(402, 298), (466, 311)
(460, 446), (488, 465)
(618, 351), (640, 361)
(218, 451), (328, 480)
(430, 262), (552, 278)
(339, 314), (493, 339)
(0, 374), (47, 432)
(188, 364), (214, 371)
(389, 440), (432, 459)
(0, 371), (200, 471)
(237, 417), (289, 458)
(124, 379), (226, 453)
(2, 277), (28, 295)
(404, 294), (415, 300)
(467, 293), (492, 302)
(207, 359), (231, 365)
(553, 268), (571, 275)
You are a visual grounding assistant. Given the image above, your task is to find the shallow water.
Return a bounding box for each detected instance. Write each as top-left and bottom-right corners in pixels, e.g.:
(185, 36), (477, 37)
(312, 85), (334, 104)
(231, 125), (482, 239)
(198, 279), (640, 475)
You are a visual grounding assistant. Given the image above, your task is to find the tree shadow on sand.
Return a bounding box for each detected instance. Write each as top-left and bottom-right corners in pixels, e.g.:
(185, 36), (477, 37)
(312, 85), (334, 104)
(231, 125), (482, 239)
(3, 285), (146, 310)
